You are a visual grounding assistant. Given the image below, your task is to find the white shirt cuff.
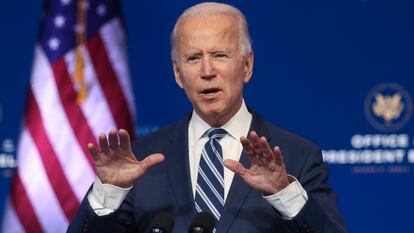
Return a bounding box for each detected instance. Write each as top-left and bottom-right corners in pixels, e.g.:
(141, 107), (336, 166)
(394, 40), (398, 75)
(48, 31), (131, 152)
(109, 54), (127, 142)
(263, 175), (308, 220)
(87, 177), (132, 216)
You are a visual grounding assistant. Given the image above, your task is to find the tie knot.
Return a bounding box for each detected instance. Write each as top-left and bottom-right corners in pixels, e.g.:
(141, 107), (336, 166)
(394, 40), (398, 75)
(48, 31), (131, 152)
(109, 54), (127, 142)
(207, 128), (227, 140)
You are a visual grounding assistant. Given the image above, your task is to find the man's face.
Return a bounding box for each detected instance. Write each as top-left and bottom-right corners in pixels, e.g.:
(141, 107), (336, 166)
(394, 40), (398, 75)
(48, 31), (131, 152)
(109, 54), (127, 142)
(173, 14), (253, 126)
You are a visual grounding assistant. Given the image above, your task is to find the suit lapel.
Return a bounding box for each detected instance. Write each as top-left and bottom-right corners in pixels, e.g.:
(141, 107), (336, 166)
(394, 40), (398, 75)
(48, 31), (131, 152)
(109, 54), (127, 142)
(217, 111), (271, 232)
(216, 149), (252, 232)
(165, 115), (195, 229)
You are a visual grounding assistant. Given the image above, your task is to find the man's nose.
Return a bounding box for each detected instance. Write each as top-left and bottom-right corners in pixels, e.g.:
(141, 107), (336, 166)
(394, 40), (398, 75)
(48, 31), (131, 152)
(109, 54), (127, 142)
(200, 57), (216, 80)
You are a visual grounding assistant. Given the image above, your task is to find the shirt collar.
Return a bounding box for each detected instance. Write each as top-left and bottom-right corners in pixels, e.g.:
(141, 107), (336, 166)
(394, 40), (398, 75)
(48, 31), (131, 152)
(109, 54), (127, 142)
(189, 99), (252, 141)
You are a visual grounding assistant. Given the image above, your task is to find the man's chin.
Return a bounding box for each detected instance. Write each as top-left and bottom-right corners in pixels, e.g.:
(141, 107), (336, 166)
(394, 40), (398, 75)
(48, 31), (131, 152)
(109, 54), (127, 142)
(198, 107), (234, 126)
(199, 105), (223, 117)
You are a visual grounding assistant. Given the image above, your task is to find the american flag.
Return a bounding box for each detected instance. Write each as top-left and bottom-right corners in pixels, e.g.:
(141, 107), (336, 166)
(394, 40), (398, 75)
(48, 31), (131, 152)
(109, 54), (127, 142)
(1, 0), (135, 232)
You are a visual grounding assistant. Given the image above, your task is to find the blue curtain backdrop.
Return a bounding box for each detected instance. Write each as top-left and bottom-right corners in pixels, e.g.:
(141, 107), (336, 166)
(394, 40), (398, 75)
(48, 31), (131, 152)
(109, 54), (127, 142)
(0, 1), (413, 232)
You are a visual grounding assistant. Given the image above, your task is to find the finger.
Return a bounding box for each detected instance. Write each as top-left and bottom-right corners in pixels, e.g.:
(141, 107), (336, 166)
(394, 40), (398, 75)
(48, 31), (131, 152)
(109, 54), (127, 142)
(249, 131), (263, 156)
(88, 143), (100, 161)
(223, 159), (249, 176)
(240, 136), (254, 155)
(119, 129), (131, 150)
(108, 129), (119, 149)
(241, 136), (261, 159)
(241, 136), (262, 165)
(258, 136), (273, 160)
(273, 146), (284, 166)
(140, 153), (165, 171)
(98, 133), (109, 153)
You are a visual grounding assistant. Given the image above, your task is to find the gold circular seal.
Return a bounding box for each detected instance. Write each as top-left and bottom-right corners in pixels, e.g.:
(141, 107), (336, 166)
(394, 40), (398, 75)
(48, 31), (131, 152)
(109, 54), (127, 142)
(364, 83), (413, 132)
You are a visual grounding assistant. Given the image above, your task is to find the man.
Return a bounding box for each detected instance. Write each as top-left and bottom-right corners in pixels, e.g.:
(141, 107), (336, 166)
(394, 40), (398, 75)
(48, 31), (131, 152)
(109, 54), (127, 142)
(68, 2), (347, 233)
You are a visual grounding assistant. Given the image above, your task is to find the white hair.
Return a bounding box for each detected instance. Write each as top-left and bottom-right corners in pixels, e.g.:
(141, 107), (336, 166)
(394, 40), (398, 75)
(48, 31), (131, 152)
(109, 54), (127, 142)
(170, 2), (252, 61)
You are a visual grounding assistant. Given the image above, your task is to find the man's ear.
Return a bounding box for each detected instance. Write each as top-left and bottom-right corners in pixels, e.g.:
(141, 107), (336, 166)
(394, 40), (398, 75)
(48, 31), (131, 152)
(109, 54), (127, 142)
(172, 61), (184, 88)
(243, 51), (254, 83)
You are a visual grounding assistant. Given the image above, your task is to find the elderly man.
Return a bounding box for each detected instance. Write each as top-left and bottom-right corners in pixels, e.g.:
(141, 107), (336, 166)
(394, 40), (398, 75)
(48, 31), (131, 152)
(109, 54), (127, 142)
(68, 2), (347, 233)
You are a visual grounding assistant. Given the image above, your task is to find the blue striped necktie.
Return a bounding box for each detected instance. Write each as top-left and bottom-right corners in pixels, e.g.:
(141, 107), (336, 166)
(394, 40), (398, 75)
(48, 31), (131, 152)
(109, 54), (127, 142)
(195, 128), (227, 224)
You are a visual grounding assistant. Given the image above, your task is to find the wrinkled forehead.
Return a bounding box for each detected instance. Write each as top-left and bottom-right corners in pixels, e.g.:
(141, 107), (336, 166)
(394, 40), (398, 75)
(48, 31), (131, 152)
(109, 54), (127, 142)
(175, 14), (239, 46)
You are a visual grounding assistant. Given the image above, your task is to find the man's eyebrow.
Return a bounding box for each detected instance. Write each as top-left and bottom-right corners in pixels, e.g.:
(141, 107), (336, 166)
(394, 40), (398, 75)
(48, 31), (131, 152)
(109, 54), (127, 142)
(209, 48), (232, 54)
(184, 51), (203, 58)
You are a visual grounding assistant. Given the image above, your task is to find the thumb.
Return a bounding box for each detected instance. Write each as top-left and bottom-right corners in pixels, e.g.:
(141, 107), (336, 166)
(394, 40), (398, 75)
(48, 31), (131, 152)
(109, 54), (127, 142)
(224, 159), (248, 176)
(141, 153), (165, 171)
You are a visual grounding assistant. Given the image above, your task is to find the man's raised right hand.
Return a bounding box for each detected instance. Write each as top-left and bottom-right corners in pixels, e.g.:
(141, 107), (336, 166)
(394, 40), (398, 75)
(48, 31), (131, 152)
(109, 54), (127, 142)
(88, 129), (165, 188)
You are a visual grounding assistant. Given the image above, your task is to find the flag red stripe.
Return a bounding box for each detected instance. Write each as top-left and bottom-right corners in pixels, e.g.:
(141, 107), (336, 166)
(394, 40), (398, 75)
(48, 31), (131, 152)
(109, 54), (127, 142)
(51, 59), (97, 170)
(26, 89), (80, 221)
(87, 34), (134, 137)
(11, 173), (44, 233)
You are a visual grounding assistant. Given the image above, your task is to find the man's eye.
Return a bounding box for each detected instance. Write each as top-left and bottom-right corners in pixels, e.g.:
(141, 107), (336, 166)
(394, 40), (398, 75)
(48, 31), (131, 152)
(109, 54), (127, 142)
(187, 56), (199, 62)
(214, 53), (229, 59)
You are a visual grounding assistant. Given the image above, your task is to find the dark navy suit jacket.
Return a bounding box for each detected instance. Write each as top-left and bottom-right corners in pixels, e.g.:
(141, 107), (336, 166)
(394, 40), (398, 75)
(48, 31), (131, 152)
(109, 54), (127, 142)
(67, 111), (347, 233)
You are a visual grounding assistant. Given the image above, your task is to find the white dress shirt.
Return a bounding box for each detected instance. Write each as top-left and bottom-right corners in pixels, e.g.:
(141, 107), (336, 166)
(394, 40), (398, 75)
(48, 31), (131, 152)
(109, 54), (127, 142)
(88, 100), (308, 219)
(187, 100), (252, 200)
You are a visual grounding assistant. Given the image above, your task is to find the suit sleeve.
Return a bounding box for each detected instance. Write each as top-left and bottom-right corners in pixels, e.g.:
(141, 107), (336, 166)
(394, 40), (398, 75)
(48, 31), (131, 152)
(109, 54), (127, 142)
(280, 148), (348, 233)
(66, 187), (137, 233)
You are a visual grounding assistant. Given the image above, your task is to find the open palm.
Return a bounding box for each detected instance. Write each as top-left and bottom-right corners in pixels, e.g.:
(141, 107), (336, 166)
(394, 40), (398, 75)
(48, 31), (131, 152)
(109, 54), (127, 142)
(88, 129), (164, 188)
(224, 131), (291, 196)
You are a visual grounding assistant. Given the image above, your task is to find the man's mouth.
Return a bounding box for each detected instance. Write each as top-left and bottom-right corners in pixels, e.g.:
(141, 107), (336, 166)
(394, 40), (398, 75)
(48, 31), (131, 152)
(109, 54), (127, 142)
(200, 88), (221, 95)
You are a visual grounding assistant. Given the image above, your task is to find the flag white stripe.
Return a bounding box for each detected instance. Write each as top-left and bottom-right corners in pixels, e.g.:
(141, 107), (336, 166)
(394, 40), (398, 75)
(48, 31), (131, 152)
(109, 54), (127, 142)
(31, 47), (95, 201)
(1, 200), (25, 233)
(18, 130), (68, 233)
(64, 46), (117, 136)
(100, 18), (136, 118)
